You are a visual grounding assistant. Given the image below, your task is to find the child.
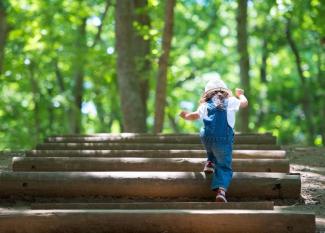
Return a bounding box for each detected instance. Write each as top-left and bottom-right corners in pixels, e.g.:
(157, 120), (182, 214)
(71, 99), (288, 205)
(179, 76), (248, 202)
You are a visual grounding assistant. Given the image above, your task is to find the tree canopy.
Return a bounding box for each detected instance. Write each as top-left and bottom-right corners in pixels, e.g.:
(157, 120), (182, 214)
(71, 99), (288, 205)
(0, 0), (324, 149)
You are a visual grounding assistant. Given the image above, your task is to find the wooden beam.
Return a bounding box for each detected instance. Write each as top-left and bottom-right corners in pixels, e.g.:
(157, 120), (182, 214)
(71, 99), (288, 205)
(26, 149), (286, 159)
(0, 209), (315, 233)
(12, 157), (290, 173)
(0, 171), (300, 199)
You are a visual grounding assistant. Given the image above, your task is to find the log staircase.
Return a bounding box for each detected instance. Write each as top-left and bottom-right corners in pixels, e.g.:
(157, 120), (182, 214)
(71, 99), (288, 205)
(0, 133), (316, 233)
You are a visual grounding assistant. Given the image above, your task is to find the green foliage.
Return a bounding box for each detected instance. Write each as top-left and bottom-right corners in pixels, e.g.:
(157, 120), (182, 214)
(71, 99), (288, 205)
(0, 0), (324, 149)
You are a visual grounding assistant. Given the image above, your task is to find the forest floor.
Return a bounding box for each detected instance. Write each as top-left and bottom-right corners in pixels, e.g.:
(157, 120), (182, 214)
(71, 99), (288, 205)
(0, 147), (324, 232)
(282, 146), (325, 232)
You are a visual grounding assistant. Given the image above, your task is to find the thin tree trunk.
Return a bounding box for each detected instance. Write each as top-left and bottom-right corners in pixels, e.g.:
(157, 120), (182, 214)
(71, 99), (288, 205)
(89, 0), (111, 132)
(115, 0), (147, 132)
(0, 3), (8, 73)
(236, 0), (250, 132)
(286, 18), (315, 145)
(260, 39), (268, 83)
(28, 62), (41, 144)
(255, 39), (268, 129)
(91, 0), (111, 48)
(94, 88), (107, 131)
(134, 0), (151, 124)
(168, 113), (179, 133)
(111, 79), (124, 132)
(47, 87), (54, 132)
(70, 18), (87, 134)
(316, 41), (325, 144)
(154, 0), (176, 133)
(53, 58), (65, 92)
(53, 58), (70, 133)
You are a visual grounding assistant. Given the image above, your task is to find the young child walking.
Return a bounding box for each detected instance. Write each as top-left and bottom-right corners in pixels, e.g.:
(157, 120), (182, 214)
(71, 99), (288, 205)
(180, 76), (248, 202)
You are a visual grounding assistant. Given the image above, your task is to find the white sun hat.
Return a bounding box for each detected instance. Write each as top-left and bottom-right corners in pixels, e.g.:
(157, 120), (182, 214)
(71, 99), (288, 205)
(204, 76), (232, 95)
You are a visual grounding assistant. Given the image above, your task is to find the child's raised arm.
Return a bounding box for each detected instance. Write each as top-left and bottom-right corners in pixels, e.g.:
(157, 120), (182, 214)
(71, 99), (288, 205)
(235, 88), (248, 108)
(179, 111), (200, 121)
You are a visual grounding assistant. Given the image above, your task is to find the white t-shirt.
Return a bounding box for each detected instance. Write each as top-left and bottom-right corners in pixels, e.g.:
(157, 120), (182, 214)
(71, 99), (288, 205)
(197, 96), (241, 129)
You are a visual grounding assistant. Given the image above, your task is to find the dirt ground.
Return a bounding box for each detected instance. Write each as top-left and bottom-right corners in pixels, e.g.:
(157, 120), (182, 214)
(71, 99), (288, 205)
(0, 148), (324, 232)
(283, 146), (325, 232)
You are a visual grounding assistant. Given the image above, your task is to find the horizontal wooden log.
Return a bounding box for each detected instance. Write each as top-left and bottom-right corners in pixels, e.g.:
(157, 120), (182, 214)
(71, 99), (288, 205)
(12, 157), (290, 173)
(26, 149), (287, 159)
(31, 201), (274, 210)
(36, 143), (281, 150)
(0, 171), (300, 199)
(47, 132), (273, 137)
(0, 209), (315, 233)
(45, 134), (276, 145)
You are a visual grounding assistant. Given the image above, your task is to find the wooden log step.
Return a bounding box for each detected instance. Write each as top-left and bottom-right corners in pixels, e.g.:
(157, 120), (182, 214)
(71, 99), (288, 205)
(12, 157), (290, 173)
(0, 209), (315, 233)
(45, 134), (276, 144)
(0, 171), (300, 199)
(48, 132), (273, 137)
(31, 201), (274, 210)
(36, 143), (281, 150)
(26, 149), (287, 159)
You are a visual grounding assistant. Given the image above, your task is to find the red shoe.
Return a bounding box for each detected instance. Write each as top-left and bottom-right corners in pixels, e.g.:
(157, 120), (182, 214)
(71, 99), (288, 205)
(216, 188), (227, 203)
(203, 161), (214, 174)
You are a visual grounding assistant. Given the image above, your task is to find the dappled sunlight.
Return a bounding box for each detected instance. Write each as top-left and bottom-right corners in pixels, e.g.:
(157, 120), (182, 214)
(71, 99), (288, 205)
(59, 171), (206, 180)
(233, 172), (296, 179)
(273, 206), (315, 215)
(294, 165), (325, 177)
(0, 208), (287, 215)
(0, 0), (323, 149)
(0, 1), (322, 232)
(104, 157), (205, 164)
(291, 164), (325, 180)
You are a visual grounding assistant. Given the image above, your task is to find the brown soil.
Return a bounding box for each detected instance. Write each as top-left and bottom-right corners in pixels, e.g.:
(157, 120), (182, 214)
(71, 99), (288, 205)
(283, 146), (325, 233)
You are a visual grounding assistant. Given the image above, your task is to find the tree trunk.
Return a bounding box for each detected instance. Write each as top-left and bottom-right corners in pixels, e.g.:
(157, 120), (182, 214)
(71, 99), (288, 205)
(70, 18), (87, 134)
(53, 58), (70, 133)
(168, 113), (179, 133)
(286, 18), (315, 145)
(53, 58), (65, 92)
(91, 0), (111, 48)
(0, 3), (8, 73)
(93, 88), (107, 132)
(255, 39), (268, 129)
(236, 0), (250, 132)
(134, 0), (151, 124)
(28, 62), (41, 144)
(47, 87), (54, 132)
(90, 0), (111, 132)
(154, 0), (176, 133)
(260, 39), (268, 83)
(316, 40), (325, 144)
(115, 0), (147, 132)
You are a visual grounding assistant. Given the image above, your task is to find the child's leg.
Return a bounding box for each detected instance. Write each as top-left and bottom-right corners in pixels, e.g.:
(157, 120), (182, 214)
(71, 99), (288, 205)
(200, 136), (215, 162)
(203, 151), (215, 173)
(200, 137), (216, 173)
(206, 151), (215, 163)
(215, 187), (227, 202)
(210, 143), (233, 191)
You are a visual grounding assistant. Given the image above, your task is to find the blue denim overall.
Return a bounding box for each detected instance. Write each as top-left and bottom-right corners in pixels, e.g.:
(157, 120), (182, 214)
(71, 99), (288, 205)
(199, 99), (234, 191)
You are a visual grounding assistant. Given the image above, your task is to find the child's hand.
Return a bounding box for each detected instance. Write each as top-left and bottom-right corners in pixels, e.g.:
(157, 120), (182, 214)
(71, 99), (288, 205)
(179, 111), (188, 119)
(235, 88), (248, 108)
(235, 88), (245, 97)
